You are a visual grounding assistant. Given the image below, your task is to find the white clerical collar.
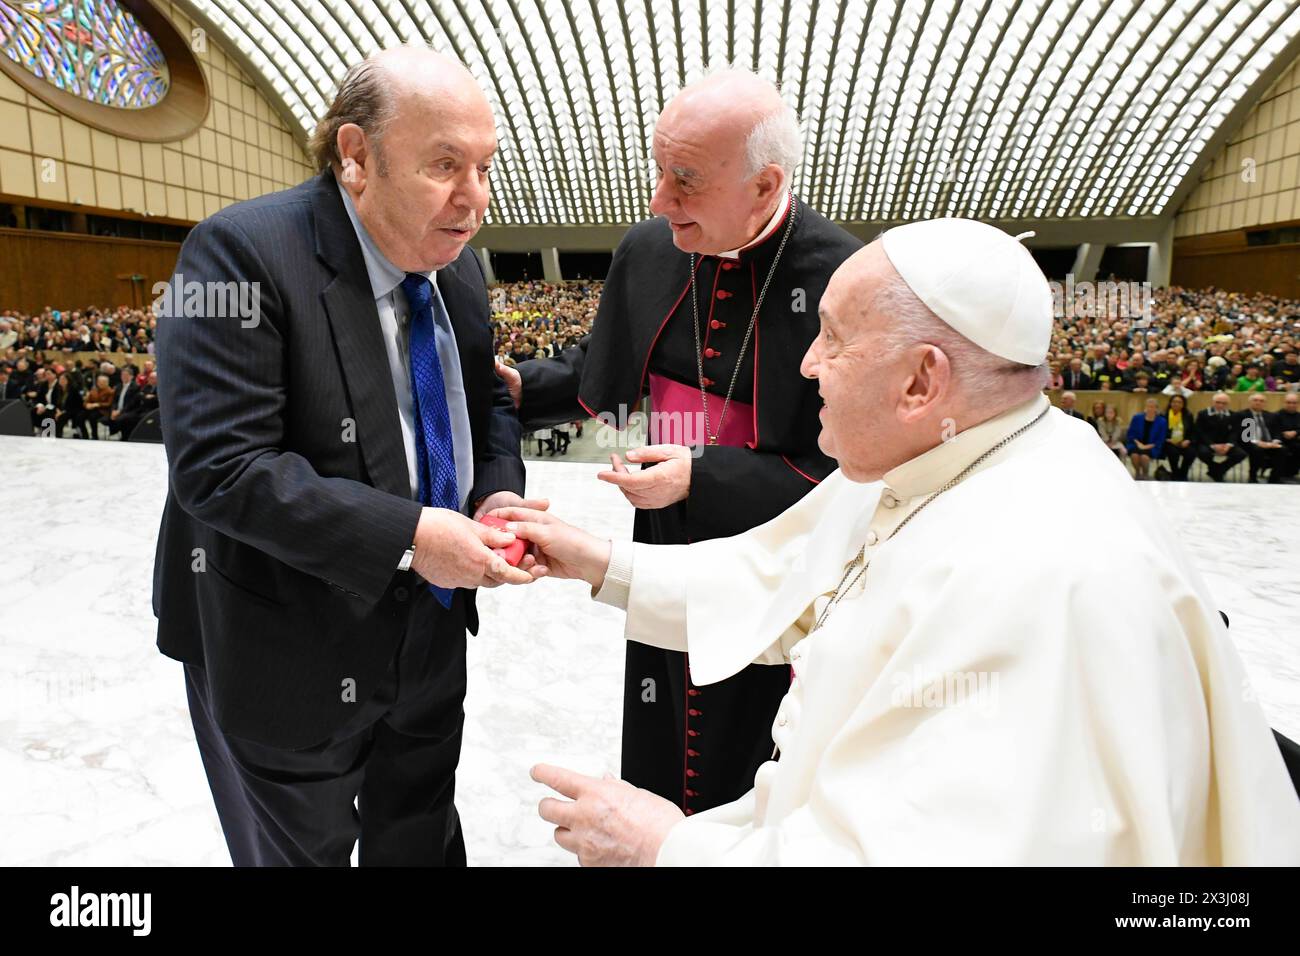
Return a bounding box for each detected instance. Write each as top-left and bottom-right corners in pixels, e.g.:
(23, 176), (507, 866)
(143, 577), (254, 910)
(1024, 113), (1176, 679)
(882, 394), (1050, 501)
(717, 192), (791, 260)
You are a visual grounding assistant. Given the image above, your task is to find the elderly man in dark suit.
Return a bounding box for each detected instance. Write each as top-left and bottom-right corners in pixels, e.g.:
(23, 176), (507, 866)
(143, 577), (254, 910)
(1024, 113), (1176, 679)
(106, 366), (140, 438)
(1194, 391), (1247, 481)
(153, 46), (543, 867)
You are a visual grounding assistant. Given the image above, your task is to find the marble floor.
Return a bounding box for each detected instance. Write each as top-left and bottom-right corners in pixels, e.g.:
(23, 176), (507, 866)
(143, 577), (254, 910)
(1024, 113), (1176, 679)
(0, 435), (1297, 866)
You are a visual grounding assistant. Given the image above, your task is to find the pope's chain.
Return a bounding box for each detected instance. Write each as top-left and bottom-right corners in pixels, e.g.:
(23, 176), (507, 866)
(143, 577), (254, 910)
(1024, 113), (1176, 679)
(810, 404), (1052, 635)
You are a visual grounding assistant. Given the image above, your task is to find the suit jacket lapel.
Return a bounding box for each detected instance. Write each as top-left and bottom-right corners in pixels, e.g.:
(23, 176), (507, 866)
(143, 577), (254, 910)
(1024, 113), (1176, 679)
(435, 256), (486, 412)
(311, 172), (412, 499)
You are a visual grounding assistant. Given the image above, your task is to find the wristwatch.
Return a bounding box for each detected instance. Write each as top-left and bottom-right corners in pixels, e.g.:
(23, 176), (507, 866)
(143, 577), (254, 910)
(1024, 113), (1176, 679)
(397, 543), (416, 571)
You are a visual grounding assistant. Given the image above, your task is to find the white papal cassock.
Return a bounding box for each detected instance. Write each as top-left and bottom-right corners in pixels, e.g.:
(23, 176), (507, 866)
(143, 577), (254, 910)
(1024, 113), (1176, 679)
(594, 394), (1300, 865)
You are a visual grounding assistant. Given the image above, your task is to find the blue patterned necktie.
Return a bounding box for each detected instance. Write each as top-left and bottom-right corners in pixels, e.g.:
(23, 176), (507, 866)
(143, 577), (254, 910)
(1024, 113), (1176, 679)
(401, 273), (460, 609)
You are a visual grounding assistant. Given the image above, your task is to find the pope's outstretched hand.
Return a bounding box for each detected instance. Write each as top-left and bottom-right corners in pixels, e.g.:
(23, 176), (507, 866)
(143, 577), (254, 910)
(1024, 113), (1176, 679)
(485, 506), (612, 588)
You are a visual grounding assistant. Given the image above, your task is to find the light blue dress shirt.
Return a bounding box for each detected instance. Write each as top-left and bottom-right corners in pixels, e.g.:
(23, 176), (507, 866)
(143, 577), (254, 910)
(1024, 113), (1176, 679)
(336, 179), (474, 511)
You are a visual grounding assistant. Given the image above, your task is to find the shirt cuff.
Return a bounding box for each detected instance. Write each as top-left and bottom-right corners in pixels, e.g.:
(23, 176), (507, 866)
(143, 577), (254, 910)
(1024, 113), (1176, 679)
(592, 538), (633, 609)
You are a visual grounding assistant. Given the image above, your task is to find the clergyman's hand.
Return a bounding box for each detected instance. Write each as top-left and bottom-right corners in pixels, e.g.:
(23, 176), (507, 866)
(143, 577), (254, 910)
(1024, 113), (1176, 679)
(494, 358), (522, 410)
(410, 507), (534, 590)
(487, 506), (611, 587)
(597, 444), (693, 509)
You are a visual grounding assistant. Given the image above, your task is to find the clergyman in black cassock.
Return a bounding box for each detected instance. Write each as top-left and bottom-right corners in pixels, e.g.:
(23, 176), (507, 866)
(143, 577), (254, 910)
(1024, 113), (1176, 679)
(516, 193), (860, 815)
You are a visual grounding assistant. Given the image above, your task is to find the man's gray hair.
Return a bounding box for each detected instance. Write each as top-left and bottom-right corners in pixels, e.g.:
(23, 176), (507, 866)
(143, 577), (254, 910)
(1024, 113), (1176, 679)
(744, 102), (803, 178)
(308, 57), (396, 174)
(874, 268), (1049, 406)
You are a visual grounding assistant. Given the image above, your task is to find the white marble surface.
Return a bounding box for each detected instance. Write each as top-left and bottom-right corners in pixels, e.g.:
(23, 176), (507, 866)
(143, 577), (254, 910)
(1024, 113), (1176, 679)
(0, 435), (1296, 866)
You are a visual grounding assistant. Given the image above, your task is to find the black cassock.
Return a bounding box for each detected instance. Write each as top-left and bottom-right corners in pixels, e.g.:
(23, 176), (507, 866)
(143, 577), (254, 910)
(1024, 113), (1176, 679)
(518, 196), (861, 814)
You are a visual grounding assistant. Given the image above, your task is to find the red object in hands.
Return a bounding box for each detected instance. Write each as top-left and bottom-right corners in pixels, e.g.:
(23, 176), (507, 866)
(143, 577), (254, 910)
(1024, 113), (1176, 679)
(479, 514), (526, 567)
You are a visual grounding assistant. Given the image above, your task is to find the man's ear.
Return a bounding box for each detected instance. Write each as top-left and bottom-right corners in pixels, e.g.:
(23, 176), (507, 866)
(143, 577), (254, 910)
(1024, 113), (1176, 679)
(336, 123), (369, 192)
(753, 164), (785, 208)
(899, 345), (950, 423)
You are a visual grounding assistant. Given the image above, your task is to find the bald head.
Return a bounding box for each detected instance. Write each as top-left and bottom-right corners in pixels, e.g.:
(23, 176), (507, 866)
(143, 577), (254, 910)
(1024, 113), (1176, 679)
(799, 240), (1048, 482)
(649, 68), (799, 255)
(371, 46), (489, 118)
(659, 70), (796, 176)
(311, 46), (491, 174)
(316, 45), (497, 273)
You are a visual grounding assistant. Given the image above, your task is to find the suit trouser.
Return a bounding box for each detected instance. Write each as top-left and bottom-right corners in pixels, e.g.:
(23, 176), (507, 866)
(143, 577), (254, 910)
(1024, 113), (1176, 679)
(184, 586), (468, 866)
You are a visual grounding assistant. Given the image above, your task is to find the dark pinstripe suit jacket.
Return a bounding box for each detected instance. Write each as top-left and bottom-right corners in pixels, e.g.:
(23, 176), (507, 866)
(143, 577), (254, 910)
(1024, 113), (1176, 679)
(151, 170), (524, 749)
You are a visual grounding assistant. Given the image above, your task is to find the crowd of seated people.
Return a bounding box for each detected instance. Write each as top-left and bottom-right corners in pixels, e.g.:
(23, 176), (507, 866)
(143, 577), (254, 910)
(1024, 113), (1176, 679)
(1065, 390), (1300, 483)
(488, 281), (599, 454)
(1, 354), (158, 440)
(1047, 282), (1299, 482)
(490, 280), (599, 367)
(1048, 284), (1300, 394)
(5, 281), (1299, 468)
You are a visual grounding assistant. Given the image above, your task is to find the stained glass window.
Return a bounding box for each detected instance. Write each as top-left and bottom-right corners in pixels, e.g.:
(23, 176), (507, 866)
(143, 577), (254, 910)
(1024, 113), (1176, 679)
(0, 0), (170, 109)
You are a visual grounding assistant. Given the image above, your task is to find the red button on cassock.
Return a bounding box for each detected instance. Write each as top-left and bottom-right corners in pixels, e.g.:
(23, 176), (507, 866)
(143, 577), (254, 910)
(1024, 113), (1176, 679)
(688, 708), (701, 717)
(687, 688), (701, 697)
(716, 289), (732, 300)
(704, 348), (719, 359)
(686, 769), (698, 778)
(701, 377), (714, 386)
(710, 319), (725, 329)
(687, 729), (700, 737)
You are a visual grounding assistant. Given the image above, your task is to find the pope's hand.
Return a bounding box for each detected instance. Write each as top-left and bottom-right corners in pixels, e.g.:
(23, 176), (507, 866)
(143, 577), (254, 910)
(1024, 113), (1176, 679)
(410, 507), (536, 590)
(471, 492), (551, 586)
(532, 763), (684, 866)
(487, 506), (610, 587)
(598, 444), (692, 509)
(494, 358), (522, 410)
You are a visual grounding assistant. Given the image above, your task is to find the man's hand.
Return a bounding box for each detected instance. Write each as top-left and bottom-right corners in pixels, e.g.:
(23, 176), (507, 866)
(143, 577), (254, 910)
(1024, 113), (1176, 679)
(488, 506), (610, 587)
(532, 764), (684, 866)
(494, 358), (522, 410)
(597, 444), (692, 509)
(410, 507), (535, 590)
(473, 490), (549, 521)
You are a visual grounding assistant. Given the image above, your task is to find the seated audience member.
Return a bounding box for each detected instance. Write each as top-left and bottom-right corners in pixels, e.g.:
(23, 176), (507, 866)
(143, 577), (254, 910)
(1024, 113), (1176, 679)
(1178, 359), (1204, 392)
(82, 374), (116, 440)
(1126, 397), (1167, 480)
(1058, 391), (1085, 419)
(107, 366), (141, 438)
(1163, 394), (1195, 481)
(1274, 391), (1299, 482)
(1095, 404), (1128, 461)
(1236, 392), (1285, 483)
(1062, 358), (1092, 390)
(1233, 364), (1267, 392)
(1194, 391), (1247, 482)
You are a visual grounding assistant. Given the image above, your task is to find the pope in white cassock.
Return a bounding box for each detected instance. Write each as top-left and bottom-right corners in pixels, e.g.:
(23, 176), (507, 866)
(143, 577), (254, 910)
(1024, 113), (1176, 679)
(491, 217), (1300, 866)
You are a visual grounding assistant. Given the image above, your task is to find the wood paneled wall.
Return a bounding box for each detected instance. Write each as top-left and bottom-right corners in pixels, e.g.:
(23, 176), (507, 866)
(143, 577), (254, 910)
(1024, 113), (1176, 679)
(0, 228), (180, 312)
(1171, 225), (1300, 299)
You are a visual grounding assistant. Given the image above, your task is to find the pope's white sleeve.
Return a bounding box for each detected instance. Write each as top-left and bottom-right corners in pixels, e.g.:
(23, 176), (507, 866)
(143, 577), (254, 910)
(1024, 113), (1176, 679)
(654, 793), (864, 865)
(595, 471), (849, 680)
(591, 538), (634, 610)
